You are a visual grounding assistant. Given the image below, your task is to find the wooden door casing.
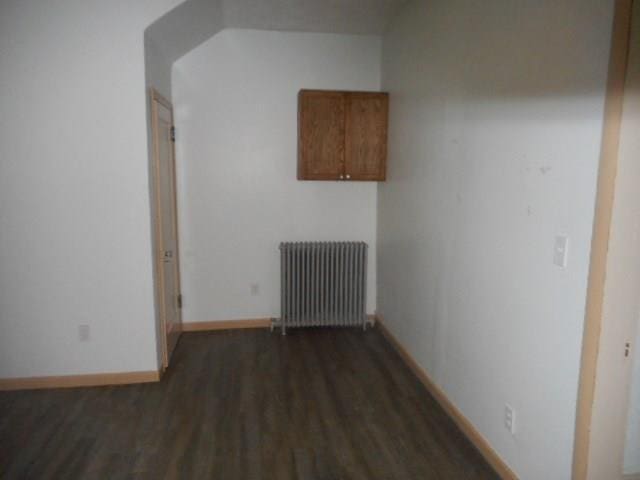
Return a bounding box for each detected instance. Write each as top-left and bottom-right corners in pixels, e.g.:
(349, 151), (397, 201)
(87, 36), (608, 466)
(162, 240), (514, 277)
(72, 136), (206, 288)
(150, 88), (182, 370)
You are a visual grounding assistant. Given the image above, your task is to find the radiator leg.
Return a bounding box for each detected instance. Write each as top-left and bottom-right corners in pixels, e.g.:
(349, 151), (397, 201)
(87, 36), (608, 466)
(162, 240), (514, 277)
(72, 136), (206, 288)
(281, 325), (287, 336)
(270, 318), (281, 333)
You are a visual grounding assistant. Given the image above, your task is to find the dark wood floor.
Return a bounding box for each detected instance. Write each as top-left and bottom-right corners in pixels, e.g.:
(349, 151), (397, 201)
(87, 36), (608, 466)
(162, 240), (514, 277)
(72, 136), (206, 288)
(0, 328), (498, 479)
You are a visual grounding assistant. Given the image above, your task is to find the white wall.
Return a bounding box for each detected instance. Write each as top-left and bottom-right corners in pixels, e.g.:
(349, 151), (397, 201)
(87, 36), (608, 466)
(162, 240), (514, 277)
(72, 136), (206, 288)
(378, 1), (613, 479)
(172, 29), (380, 324)
(146, 0), (224, 67)
(145, 35), (173, 101)
(0, 0), (182, 378)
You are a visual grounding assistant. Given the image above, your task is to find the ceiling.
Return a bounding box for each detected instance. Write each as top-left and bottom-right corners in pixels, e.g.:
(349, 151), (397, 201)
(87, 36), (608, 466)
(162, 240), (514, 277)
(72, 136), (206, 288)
(146, 0), (410, 64)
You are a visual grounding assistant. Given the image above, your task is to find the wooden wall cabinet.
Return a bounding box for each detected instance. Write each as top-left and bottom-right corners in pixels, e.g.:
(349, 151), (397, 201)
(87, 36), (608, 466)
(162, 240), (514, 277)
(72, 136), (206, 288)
(298, 90), (388, 181)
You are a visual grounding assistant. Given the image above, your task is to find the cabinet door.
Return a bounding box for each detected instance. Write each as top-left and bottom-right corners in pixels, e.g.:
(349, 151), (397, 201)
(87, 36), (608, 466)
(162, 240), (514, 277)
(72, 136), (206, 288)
(298, 90), (345, 180)
(345, 92), (388, 181)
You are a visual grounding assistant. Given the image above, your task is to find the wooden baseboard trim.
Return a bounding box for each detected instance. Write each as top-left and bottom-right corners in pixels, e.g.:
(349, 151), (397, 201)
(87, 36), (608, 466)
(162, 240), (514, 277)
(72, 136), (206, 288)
(375, 316), (518, 480)
(183, 315), (376, 333)
(0, 370), (161, 391)
(181, 318), (272, 332)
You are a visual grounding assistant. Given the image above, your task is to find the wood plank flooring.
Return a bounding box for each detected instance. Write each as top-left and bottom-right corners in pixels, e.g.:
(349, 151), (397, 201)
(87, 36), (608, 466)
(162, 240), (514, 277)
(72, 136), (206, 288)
(0, 328), (499, 479)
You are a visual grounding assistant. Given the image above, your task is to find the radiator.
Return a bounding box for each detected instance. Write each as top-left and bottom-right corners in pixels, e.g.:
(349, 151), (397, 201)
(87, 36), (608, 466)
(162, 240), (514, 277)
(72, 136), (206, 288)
(274, 242), (368, 335)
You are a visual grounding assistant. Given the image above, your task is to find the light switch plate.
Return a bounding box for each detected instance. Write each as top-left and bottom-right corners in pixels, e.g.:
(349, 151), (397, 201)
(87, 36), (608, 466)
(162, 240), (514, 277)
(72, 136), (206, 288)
(554, 235), (569, 268)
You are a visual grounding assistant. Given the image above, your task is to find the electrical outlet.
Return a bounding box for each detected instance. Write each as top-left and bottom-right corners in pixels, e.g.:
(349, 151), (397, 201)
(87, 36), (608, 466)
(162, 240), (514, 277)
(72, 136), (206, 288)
(78, 324), (91, 342)
(250, 283), (259, 296)
(504, 404), (515, 435)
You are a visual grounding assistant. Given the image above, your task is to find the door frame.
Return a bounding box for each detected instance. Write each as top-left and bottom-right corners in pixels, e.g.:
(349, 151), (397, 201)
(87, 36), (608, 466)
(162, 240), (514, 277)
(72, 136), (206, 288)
(149, 87), (183, 370)
(573, 1), (636, 478)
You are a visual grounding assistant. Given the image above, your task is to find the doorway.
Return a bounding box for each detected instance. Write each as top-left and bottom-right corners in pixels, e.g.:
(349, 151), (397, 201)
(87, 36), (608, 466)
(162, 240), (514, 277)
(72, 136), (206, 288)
(150, 88), (183, 369)
(573, 1), (640, 478)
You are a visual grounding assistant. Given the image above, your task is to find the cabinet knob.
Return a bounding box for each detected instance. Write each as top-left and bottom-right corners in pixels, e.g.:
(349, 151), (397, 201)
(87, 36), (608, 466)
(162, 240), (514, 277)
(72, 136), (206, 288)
(339, 175), (344, 180)
(346, 174), (351, 180)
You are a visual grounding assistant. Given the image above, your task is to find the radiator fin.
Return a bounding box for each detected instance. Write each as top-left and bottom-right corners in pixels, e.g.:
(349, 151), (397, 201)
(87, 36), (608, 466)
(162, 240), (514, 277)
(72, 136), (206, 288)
(278, 242), (368, 334)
